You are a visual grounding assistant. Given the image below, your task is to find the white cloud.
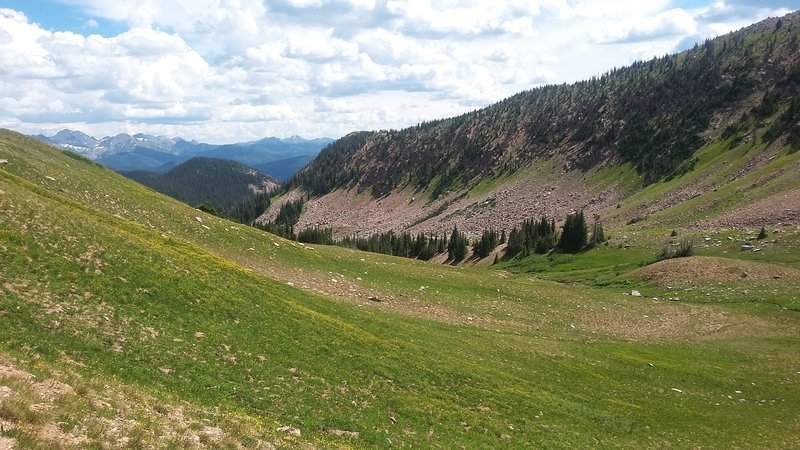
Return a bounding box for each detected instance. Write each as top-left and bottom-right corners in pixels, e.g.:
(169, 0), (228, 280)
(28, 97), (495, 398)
(595, 9), (698, 44)
(0, 9), (213, 125)
(0, 2), (794, 142)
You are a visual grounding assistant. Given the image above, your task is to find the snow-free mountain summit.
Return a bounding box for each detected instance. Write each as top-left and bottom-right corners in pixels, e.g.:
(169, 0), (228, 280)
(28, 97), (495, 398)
(35, 130), (333, 181)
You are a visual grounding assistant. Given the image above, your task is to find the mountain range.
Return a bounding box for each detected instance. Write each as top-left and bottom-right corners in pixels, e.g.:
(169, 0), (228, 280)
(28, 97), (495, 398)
(34, 129), (333, 181)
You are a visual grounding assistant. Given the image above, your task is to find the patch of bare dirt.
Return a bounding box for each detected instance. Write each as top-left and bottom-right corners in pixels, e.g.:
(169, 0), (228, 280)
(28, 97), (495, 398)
(33, 379), (74, 401)
(201, 425), (225, 443)
(635, 256), (800, 285)
(327, 428), (359, 438)
(0, 437), (16, 450)
(38, 422), (86, 447)
(0, 365), (34, 381)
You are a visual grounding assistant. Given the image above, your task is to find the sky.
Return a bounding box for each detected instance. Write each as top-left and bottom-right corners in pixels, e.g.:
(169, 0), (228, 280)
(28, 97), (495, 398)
(0, 1), (795, 143)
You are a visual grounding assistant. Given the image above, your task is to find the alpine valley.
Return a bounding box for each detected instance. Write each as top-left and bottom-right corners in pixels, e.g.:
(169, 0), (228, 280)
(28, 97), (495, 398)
(1, 9), (800, 450)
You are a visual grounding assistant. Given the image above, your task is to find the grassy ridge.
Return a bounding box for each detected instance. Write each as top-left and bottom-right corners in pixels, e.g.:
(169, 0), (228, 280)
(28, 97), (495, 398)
(2, 130), (800, 447)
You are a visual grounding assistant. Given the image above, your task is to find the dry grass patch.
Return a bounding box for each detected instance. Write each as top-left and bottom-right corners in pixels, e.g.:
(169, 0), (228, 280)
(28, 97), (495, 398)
(635, 256), (800, 285)
(0, 356), (293, 449)
(578, 299), (784, 342)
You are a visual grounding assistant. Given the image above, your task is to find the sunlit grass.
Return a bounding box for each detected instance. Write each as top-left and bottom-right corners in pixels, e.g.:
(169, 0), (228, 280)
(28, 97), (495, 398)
(2, 130), (800, 448)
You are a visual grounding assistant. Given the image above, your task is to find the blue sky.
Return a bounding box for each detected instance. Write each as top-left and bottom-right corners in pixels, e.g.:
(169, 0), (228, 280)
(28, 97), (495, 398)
(0, 0), (795, 142)
(1, 0), (124, 36)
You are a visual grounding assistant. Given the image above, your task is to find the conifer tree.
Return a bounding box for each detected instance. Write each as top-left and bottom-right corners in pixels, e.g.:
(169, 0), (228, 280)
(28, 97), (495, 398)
(505, 227), (524, 257)
(558, 211), (588, 253)
(447, 226), (468, 262)
(589, 214), (606, 247)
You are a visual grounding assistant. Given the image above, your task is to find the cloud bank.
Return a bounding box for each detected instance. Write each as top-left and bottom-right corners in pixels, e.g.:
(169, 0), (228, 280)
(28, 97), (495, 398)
(0, 0), (792, 142)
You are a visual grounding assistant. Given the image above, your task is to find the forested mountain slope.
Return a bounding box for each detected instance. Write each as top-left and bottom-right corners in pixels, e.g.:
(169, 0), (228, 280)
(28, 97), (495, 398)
(122, 157), (278, 215)
(267, 12), (800, 238)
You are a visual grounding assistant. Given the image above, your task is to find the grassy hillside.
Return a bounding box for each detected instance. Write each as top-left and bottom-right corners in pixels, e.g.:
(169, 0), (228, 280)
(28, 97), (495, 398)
(2, 130), (800, 448)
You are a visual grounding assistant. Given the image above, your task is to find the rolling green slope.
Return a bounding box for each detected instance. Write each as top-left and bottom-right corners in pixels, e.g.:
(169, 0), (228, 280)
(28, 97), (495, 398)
(2, 130), (800, 448)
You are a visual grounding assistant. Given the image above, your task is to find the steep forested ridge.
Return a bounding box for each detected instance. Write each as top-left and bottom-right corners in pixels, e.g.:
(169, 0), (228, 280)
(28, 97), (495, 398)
(123, 157), (277, 214)
(289, 12), (800, 198)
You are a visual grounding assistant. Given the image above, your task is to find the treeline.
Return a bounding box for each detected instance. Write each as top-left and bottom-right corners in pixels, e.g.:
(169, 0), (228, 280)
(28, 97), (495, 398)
(193, 191), (272, 225)
(226, 192), (271, 224)
(471, 228), (503, 259)
(256, 198), (305, 239)
(340, 231), (450, 261)
(506, 217), (557, 257)
(258, 200), (605, 264)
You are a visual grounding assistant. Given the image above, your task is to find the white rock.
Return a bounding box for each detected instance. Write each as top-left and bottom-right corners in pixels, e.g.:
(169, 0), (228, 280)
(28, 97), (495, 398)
(277, 426), (301, 436)
(631, 290), (642, 297)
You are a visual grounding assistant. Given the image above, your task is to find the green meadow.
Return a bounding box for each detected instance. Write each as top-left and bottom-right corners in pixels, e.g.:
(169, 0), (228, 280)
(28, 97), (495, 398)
(2, 130), (800, 448)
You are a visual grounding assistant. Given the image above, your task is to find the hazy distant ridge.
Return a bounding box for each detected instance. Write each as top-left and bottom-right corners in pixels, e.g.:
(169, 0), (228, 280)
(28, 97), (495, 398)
(35, 130), (333, 180)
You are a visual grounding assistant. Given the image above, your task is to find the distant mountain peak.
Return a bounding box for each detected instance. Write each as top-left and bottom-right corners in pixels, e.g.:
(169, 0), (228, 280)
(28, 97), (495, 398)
(283, 135), (307, 144)
(54, 129), (92, 139)
(32, 129), (332, 180)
